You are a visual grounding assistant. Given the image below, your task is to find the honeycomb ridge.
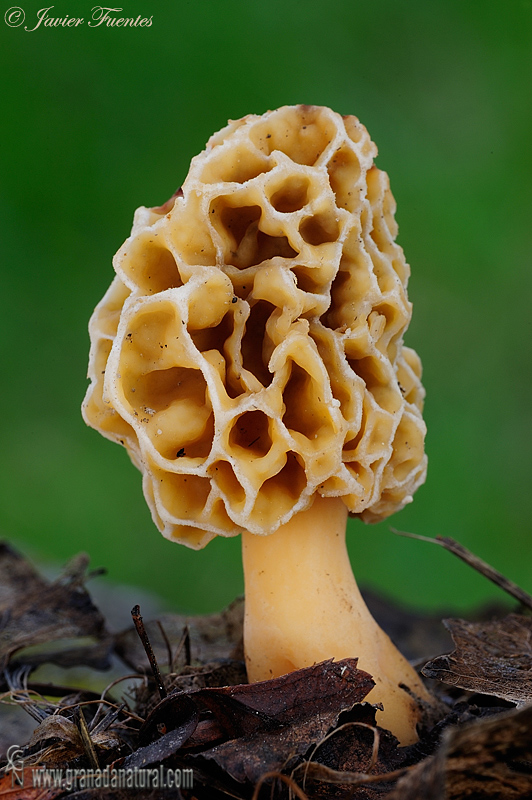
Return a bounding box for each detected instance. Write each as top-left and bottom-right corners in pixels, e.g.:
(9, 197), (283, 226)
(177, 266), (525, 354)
(83, 105), (427, 548)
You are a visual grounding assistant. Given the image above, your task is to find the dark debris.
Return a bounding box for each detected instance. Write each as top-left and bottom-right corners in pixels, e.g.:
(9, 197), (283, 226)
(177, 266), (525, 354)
(1, 542), (532, 798)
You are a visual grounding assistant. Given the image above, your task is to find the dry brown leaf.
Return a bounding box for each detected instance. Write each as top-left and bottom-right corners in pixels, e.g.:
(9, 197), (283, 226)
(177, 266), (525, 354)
(390, 704), (532, 800)
(0, 543), (112, 671)
(422, 615), (532, 705)
(194, 659), (375, 783)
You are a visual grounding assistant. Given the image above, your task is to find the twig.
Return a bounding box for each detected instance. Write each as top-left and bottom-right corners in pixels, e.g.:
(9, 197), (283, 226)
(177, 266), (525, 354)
(302, 721), (380, 791)
(391, 528), (532, 611)
(90, 673), (147, 731)
(90, 703), (126, 736)
(252, 771), (310, 800)
(295, 761), (411, 787)
(172, 624), (191, 669)
(73, 706), (99, 770)
(131, 605), (167, 700)
(156, 619), (173, 670)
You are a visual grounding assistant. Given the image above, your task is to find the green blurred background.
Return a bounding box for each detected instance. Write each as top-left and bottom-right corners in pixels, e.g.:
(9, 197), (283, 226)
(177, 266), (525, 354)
(1, 0), (531, 618)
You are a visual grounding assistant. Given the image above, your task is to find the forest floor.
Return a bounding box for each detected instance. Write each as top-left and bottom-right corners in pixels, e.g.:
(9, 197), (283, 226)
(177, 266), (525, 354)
(0, 539), (531, 799)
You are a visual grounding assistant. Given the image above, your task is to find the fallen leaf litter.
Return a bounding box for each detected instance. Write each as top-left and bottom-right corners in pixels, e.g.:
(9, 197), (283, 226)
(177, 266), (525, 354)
(1, 538), (532, 798)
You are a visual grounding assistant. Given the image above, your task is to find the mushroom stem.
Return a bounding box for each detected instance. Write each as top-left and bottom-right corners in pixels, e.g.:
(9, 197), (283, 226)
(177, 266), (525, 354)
(241, 495), (432, 745)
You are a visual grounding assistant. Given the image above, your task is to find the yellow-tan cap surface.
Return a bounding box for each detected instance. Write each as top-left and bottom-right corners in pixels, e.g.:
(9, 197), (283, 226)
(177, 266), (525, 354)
(83, 105), (427, 548)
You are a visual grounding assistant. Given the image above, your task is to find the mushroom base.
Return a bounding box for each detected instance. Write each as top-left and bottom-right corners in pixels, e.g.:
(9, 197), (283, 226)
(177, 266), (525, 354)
(241, 495), (433, 745)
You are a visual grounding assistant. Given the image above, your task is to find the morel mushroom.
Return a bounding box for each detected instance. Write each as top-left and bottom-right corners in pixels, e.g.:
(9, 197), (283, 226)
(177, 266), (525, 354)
(83, 105), (431, 744)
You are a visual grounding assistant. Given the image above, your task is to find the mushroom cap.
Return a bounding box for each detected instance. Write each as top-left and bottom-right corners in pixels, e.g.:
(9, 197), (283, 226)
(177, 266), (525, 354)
(83, 105), (427, 549)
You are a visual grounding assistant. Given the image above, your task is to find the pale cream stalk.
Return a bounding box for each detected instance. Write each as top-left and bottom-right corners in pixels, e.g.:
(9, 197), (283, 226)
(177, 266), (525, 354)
(242, 495), (431, 745)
